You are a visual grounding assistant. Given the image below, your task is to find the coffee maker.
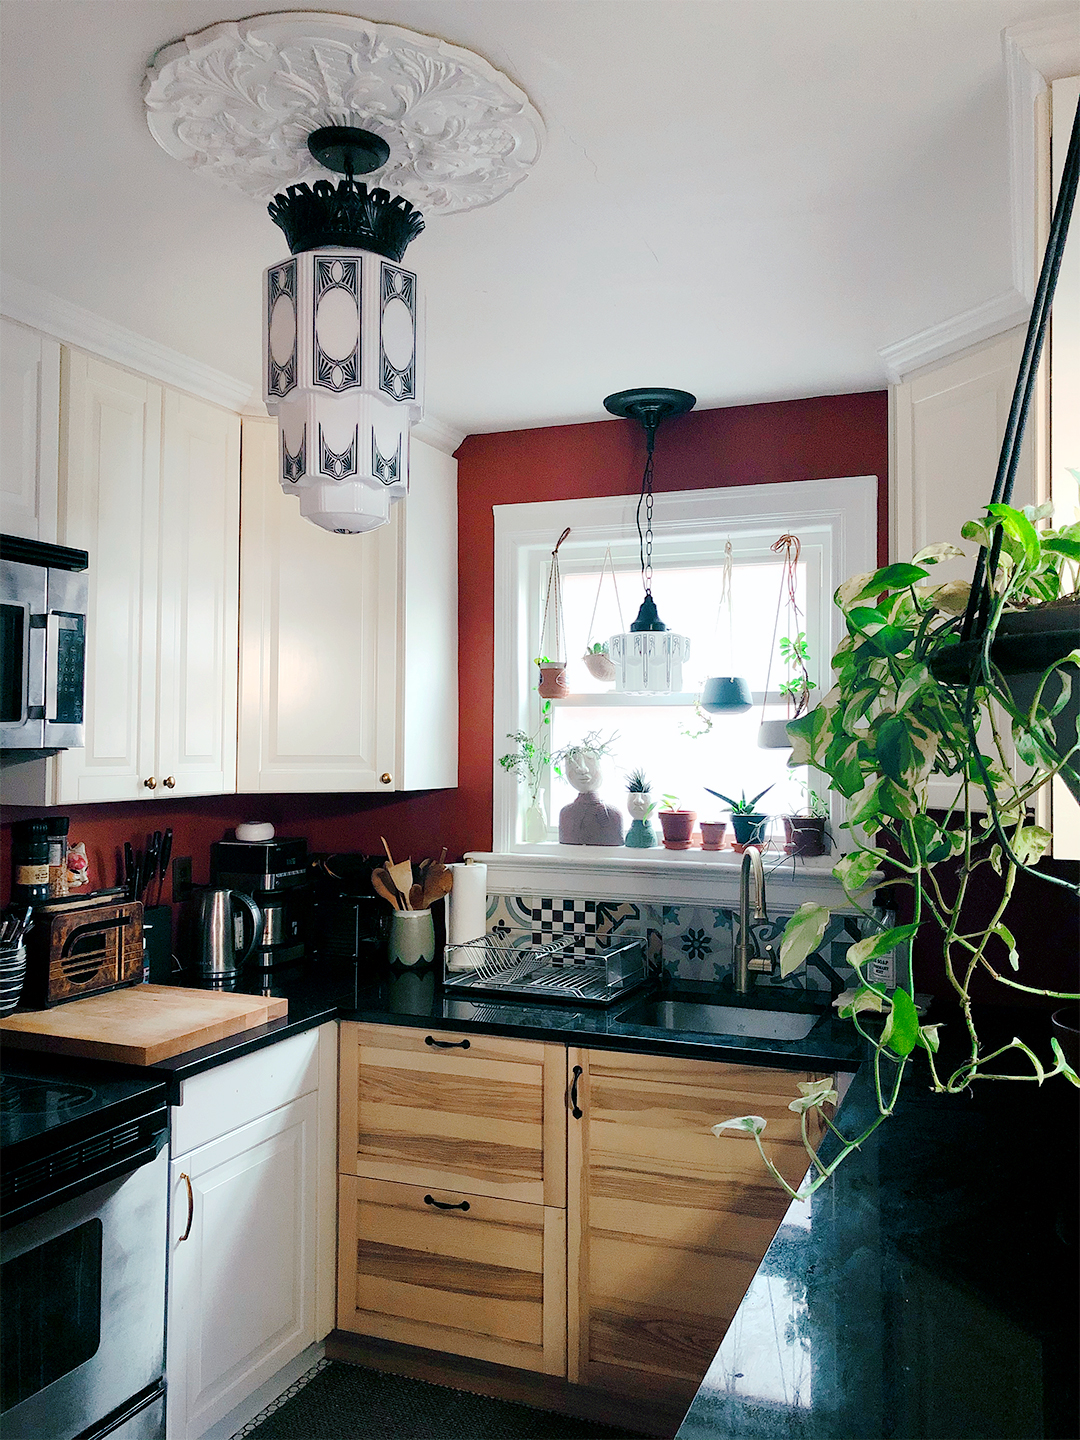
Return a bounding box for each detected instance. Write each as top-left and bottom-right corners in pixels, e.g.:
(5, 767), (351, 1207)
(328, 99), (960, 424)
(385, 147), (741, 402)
(209, 837), (309, 971)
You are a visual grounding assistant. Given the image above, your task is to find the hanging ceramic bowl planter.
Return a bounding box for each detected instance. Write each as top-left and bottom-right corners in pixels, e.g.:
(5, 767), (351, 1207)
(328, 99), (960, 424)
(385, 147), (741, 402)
(582, 548), (622, 681)
(537, 527), (570, 698)
(758, 535), (815, 748)
(700, 541), (752, 714)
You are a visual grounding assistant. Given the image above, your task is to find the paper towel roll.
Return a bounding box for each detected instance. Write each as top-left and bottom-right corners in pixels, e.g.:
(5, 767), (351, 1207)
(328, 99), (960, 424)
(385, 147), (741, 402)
(445, 862), (488, 965)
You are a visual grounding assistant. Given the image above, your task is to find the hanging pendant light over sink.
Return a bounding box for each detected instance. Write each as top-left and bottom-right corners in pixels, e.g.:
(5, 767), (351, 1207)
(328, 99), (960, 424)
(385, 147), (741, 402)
(602, 387), (695, 694)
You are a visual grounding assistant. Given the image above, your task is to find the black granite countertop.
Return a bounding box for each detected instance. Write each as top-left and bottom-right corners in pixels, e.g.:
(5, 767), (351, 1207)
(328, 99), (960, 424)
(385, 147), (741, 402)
(675, 1037), (1080, 1440)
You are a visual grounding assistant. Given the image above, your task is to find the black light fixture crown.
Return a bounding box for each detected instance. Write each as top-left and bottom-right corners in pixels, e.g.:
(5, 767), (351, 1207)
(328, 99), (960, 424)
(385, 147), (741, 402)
(267, 125), (425, 259)
(603, 387), (695, 632)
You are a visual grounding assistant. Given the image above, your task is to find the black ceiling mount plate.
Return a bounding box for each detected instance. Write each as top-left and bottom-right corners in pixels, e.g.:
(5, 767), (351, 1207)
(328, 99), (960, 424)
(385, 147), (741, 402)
(603, 388), (697, 427)
(307, 125), (390, 176)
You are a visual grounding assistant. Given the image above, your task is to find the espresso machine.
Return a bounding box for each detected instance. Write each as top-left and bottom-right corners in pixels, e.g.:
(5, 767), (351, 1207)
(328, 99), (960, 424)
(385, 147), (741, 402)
(209, 836), (309, 971)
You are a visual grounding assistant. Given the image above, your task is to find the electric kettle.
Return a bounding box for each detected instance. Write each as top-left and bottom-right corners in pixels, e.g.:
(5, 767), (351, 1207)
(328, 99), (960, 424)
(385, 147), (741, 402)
(188, 887), (263, 982)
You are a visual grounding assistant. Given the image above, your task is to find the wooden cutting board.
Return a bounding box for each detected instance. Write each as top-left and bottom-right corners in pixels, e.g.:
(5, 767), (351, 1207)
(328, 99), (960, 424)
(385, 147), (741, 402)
(0, 985), (289, 1065)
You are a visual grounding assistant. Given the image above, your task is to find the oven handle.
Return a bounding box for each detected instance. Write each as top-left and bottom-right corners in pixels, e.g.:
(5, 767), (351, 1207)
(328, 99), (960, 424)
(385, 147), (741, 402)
(177, 1172), (194, 1242)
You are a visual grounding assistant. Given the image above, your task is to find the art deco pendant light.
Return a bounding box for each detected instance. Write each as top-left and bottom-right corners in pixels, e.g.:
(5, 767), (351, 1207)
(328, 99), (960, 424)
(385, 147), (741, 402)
(144, 11), (544, 534)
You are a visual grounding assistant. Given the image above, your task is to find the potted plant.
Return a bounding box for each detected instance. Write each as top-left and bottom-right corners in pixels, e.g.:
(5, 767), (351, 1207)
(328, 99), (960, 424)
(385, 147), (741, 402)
(624, 769), (657, 848)
(557, 731), (622, 845)
(705, 786), (773, 847)
(658, 794), (697, 850)
(699, 819), (727, 851)
(759, 536), (816, 747)
(537, 528), (571, 698)
(782, 784), (830, 857)
(499, 726), (554, 841)
(715, 502), (1079, 1200)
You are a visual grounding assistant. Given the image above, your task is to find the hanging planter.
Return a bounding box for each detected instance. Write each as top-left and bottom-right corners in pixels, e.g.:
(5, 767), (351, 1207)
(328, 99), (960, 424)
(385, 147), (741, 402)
(537, 527), (570, 698)
(700, 541), (752, 713)
(583, 548), (621, 681)
(758, 535), (815, 747)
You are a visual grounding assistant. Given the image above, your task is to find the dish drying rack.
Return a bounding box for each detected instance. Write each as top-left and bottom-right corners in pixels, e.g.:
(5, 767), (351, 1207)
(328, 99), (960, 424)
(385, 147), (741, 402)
(443, 931), (649, 1007)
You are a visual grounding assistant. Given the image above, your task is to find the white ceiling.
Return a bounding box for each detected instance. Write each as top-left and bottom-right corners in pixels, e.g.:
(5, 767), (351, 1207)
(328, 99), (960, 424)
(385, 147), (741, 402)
(1, 0), (1075, 437)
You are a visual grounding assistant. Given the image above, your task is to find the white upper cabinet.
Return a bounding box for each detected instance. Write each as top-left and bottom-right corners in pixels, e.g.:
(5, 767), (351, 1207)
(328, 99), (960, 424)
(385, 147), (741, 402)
(238, 417), (457, 793)
(4, 349), (240, 804)
(0, 317), (60, 542)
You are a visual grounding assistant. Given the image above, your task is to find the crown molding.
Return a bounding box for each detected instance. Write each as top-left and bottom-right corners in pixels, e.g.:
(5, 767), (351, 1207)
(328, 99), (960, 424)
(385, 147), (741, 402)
(413, 415), (466, 457)
(1004, 15), (1080, 304)
(882, 15), (1076, 383)
(878, 288), (1031, 383)
(0, 272), (263, 414)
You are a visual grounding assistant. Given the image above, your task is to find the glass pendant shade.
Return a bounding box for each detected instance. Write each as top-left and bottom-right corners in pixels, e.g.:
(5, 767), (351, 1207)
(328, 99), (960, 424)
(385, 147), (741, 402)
(263, 248), (423, 533)
(700, 675), (753, 713)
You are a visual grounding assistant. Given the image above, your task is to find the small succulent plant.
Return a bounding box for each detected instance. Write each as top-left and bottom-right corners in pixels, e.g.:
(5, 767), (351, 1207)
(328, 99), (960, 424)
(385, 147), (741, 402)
(625, 769), (651, 792)
(705, 785), (773, 815)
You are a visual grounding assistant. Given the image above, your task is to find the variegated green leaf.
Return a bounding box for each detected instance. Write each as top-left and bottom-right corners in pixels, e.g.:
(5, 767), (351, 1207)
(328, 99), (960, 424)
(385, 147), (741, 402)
(911, 543), (966, 566)
(992, 922), (1019, 970)
(835, 986), (888, 1018)
(1013, 825), (1052, 866)
(846, 924), (920, 971)
(916, 1023), (943, 1054)
(712, 1116), (767, 1137)
(880, 987), (920, 1057)
(788, 1078), (839, 1114)
(832, 849), (883, 893)
(779, 903), (831, 978)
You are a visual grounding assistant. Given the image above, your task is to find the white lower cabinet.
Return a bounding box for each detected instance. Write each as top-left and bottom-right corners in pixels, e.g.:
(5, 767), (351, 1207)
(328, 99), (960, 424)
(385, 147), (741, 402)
(166, 1026), (337, 1440)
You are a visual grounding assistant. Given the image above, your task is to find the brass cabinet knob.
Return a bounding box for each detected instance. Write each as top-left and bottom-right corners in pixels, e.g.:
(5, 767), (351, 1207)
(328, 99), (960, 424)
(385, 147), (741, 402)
(143, 776), (157, 790)
(380, 773), (392, 785)
(163, 776), (176, 789)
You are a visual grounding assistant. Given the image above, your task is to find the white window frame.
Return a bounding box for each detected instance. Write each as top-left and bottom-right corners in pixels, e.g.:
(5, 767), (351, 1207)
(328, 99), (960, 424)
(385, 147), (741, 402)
(480, 475), (878, 907)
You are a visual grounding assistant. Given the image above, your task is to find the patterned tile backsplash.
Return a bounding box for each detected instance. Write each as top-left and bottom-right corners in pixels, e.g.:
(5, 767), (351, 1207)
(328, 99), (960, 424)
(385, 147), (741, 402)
(485, 893), (891, 995)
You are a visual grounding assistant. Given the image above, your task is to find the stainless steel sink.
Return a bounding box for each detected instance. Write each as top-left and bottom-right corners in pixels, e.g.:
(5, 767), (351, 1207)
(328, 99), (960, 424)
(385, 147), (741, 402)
(617, 998), (820, 1041)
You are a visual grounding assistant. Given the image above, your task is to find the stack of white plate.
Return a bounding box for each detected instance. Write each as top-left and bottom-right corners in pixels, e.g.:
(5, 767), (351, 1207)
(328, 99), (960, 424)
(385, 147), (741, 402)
(0, 943), (27, 1015)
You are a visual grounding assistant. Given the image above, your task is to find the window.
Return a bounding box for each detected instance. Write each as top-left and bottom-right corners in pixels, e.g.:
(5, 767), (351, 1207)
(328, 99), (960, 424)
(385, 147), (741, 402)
(493, 476), (878, 856)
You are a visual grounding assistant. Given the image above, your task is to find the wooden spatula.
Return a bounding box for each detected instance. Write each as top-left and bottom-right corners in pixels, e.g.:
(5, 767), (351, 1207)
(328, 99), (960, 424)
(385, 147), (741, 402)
(421, 865), (453, 908)
(372, 867), (402, 909)
(387, 859), (414, 905)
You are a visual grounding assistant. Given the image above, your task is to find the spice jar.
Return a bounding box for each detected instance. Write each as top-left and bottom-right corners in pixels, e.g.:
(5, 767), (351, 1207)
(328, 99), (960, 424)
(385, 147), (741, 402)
(45, 815), (70, 897)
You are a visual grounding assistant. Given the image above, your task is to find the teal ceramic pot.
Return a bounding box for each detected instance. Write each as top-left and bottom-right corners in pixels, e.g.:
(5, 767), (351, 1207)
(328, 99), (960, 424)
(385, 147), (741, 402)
(700, 676), (752, 713)
(625, 818), (656, 848)
(388, 908), (435, 968)
(730, 813), (767, 845)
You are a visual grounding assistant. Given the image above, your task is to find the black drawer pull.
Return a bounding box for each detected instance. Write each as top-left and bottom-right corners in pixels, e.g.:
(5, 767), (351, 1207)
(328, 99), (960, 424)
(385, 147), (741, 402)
(570, 1064), (584, 1119)
(425, 1035), (470, 1049)
(424, 1194), (470, 1211)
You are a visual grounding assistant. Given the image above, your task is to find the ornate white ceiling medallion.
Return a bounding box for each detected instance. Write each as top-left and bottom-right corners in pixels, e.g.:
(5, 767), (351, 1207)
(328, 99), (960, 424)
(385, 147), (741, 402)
(143, 11), (545, 215)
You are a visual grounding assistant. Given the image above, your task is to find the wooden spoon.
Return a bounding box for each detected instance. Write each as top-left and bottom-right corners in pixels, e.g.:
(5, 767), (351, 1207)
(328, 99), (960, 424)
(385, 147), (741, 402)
(408, 883), (424, 911)
(371, 867), (402, 909)
(421, 866), (453, 907)
(387, 859), (414, 904)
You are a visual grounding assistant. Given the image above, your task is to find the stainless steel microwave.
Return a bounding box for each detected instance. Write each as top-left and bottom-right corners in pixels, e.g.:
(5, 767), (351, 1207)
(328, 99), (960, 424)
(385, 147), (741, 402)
(0, 534), (89, 750)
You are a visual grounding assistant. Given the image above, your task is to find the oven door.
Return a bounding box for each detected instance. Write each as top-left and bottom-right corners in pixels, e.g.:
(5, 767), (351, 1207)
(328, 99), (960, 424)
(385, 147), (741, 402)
(0, 1144), (167, 1440)
(0, 556), (46, 748)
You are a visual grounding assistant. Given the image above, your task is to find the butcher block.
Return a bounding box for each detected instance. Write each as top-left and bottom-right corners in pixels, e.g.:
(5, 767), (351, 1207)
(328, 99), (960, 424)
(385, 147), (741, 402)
(0, 985), (289, 1064)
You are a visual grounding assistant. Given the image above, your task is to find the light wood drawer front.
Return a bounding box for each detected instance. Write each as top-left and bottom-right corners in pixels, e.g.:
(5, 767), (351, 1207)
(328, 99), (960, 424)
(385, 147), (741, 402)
(337, 1175), (566, 1376)
(339, 1023), (567, 1205)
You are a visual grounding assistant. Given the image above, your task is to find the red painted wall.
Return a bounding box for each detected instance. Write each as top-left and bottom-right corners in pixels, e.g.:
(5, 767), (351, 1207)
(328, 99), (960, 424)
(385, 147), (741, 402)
(455, 391), (889, 855)
(1, 390), (887, 902)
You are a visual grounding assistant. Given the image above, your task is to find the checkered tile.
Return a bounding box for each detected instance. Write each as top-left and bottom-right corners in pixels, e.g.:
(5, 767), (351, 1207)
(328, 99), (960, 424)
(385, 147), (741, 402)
(532, 898), (597, 961)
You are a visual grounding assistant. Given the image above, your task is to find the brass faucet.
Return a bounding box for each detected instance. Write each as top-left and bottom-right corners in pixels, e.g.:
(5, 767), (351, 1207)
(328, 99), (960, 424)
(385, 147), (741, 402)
(734, 846), (773, 994)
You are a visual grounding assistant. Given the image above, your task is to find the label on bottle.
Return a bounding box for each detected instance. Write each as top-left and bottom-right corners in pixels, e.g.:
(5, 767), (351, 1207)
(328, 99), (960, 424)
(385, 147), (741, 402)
(15, 863), (49, 886)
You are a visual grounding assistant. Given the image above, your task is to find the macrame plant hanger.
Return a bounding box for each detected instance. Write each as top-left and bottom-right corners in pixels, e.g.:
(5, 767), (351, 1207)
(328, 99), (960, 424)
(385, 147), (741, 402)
(537, 527), (571, 699)
(583, 547), (623, 681)
(700, 540), (753, 713)
(758, 535), (809, 747)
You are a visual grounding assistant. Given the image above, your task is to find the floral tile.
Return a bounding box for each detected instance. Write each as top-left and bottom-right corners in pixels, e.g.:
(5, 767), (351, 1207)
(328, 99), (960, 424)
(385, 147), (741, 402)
(486, 893), (534, 941)
(595, 900), (641, 938)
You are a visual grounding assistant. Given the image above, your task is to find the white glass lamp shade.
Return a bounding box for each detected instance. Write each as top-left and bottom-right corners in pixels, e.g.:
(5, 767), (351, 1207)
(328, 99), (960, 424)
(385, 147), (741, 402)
(608, 631), (690, 693)
(263, 249), (423, 533)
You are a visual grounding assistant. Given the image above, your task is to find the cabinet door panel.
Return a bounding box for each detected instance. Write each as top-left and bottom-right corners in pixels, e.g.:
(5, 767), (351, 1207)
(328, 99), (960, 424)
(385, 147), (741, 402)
(0, 317), (59, 542)
(567, 1047), (827, 1408)
(237, 417), (396, 792)
(339, 1022), (566, 1205)
(157, 390), (239, 796)
(167, 1093), (317, 1440)
(55, 352), (161, 803)
(338, 1174), (565, 1376)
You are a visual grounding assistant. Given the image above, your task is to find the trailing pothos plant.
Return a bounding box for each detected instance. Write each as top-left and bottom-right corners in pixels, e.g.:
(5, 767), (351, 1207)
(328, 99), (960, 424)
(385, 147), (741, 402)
(715, 500), (1080, 1200)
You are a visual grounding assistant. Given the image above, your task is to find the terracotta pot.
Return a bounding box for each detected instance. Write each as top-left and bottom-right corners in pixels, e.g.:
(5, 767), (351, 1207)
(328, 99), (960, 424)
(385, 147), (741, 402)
(536, 662), (569, 698)
(659, 810), (697, 849)
(730, 813), (767, 846)
(699, 821), (727, 851)
(783, 816), (829, 857)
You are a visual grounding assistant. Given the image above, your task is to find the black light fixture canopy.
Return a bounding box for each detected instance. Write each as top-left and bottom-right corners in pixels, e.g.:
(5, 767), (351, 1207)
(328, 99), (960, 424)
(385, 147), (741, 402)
(307, 125), (390, 176)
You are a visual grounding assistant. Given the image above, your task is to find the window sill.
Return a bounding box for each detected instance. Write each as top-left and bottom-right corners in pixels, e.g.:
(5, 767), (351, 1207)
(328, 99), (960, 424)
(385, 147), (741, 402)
(466, 846), (867, 911)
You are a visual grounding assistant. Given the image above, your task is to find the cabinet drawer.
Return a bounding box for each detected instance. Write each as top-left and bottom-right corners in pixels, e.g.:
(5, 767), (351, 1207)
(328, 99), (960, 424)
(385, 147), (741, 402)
(339, 1022), (566, 1205)
(337, 1175), (565, 1376)
(172, 1027), (322, 1158)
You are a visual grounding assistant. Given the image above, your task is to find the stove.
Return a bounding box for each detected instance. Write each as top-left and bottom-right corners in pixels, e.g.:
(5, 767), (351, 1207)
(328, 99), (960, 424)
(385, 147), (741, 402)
(1, 1056), (169, 1439)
